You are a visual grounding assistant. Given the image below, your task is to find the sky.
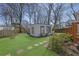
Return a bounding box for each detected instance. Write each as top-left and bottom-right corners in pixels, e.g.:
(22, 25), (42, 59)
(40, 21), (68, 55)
(60, 4), (79, 22)
(0, 3), (79, 25)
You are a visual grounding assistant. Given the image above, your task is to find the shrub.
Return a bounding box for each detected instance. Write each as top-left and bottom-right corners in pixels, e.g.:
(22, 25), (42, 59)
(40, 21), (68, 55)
(48, 33), (73, 55)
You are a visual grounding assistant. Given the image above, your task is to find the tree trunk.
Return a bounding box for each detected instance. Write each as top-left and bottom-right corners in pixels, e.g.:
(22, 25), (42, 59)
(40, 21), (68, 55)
(53, 17), (58, 33)
(19, 4), (23, 33)
(48, 4), (52, 25)
(19, 14), (22, 33)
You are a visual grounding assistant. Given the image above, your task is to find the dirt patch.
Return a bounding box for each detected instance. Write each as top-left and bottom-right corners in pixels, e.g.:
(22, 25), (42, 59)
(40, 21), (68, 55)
(44, 43), (48, 48)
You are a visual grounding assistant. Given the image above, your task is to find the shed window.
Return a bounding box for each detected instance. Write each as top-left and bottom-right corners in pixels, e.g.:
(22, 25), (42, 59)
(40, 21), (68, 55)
(46, 26), (51, 34)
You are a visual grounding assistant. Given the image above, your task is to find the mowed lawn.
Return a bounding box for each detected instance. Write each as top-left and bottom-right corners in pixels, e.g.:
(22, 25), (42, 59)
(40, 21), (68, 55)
(0, 33), (58, 56)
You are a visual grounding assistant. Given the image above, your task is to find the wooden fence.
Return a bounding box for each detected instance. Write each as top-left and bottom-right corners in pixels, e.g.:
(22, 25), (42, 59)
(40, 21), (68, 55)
(55, 28), (65, 33)
(0, 27), (17, 37)
(64, 21), (79, 43)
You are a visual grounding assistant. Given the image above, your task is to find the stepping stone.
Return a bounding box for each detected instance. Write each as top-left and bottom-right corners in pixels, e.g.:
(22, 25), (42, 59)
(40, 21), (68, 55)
(34, 44), (39, 46)
(48, 48), (52, 50)
(41, 41), (47, 44)
(43, 41), (47, 43)
(6, 53), (11, 56)
(46, 37), (49, 40)
(27, 46), (33, 50)
(17, 49), (24, 54)
(39, 42), (43, 44)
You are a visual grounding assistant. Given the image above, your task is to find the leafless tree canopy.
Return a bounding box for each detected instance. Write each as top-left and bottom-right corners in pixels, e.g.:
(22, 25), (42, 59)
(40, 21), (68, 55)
(0, 3), (79, 32)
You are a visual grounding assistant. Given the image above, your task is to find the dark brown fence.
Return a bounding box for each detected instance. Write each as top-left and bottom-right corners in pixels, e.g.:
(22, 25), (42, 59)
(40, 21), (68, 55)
(55, 28), (65, 33)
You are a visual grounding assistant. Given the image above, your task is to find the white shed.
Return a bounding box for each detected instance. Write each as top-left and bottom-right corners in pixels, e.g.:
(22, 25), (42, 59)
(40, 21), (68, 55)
(29, 24), (52, 37)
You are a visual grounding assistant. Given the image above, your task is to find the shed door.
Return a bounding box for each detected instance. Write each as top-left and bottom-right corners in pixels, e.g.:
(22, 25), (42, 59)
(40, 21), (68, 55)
(40, 26), (45, 35)
(32, 27), (34, 34)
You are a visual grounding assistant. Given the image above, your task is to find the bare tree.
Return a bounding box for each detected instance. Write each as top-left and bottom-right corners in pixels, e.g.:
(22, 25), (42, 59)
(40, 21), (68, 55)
(26, 3), (48, 24)
(47, 4), (52, 25)
(6, 3), (25, 32)
(70, 4), (77, 21)
(0, 6), (13, 26)
(0, 3), (65, 32)
(48, 4), (64, 32)
(25, 4), (37, 24)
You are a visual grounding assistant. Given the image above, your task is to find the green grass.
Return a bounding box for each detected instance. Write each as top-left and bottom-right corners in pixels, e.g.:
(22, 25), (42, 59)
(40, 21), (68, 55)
(0, 33), (58, 56)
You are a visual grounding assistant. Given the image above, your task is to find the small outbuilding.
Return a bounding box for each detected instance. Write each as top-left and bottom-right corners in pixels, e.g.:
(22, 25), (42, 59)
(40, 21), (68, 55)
(29, 24), (52, 37)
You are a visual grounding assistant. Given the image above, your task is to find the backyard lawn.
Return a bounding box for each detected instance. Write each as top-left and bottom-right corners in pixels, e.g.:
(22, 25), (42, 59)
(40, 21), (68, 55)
(0, 33), (58, 56)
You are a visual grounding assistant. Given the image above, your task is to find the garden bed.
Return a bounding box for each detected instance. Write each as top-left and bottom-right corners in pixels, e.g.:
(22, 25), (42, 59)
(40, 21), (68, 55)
(48, 33), (75, 55)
